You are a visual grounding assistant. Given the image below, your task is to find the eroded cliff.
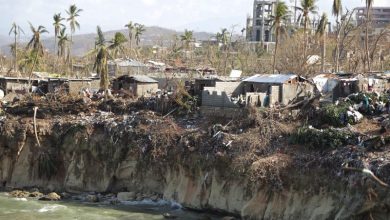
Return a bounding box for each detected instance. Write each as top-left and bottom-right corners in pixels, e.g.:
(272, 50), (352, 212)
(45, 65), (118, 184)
(0, 110), (389, 220)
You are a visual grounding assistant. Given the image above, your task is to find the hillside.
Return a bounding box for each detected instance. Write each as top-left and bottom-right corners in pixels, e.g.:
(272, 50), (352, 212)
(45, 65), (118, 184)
(1, 26), (215, 57)
(0, 35), (13, 53)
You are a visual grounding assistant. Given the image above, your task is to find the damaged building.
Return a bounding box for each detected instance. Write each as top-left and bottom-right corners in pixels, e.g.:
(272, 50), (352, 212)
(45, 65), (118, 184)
(194, 76), (241, 96)
(108, 59), (149, 77)
(112, 75), (159, 98)
(48, 78), (100, 95)
(243, 74), (315, 107)
(313, 73), (388, 102)
(0, 77), (44, 95)
(200, 80), (245, 117)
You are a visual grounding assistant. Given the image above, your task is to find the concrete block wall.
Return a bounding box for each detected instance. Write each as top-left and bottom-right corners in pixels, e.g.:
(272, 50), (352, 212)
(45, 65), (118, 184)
(270, 85), (280, 106)
(246, 92), (267, 107)
(214, 82), (244, 96)
(201, 90), (239, 108)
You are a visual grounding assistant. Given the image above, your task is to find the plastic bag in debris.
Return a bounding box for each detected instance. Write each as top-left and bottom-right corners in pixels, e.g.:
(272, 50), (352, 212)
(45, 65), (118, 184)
(347, 107), (363, 124)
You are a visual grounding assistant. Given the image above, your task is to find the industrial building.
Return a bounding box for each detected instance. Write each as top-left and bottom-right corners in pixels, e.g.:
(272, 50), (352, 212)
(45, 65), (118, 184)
(246, 0), (279, 45)
(355, 7), (390, 35)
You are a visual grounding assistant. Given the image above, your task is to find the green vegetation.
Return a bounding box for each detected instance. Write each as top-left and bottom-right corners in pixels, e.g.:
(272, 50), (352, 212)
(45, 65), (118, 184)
(296, 0), (318, 60)
(291, 126), (356, 149)
(319, 103), (350, 127)
(66, 4), (83, 68)
(270, 1), (289, 74)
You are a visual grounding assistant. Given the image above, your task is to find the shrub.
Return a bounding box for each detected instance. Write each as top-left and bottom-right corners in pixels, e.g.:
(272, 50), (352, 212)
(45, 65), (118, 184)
(319, 103), (350, 127)
(290, 126), (357, 149)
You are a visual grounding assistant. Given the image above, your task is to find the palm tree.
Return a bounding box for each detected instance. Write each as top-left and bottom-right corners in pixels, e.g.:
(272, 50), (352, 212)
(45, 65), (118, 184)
(8, 22), (24, 72)
(125, 21), (135, 51)
(66, 4), (82, 68)
(53, 13), (65, 57)
(108, 32), (128, 58)
(26, 23), (48, 74)
(296, 0), (317, 61)
(180, 29), (194, 50)
(57, 28), (69, 58)
(316, 13), (328, 73)
(270, 1), (289, 74)
(134, 23), (146, 46)
(27, 23), (48, 56)
(216, 28), (230, 49)
(333, 0), (342, 72)
(91, 26), (110, 98)
(365, 0), (374, 72)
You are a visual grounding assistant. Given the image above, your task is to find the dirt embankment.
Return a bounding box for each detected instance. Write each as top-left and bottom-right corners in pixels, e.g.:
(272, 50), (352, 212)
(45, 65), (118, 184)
(0, 96), (389, 219)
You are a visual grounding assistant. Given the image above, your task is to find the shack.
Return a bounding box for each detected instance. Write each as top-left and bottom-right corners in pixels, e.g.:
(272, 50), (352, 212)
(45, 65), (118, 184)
(144, 72), (194, 93)
(112, 75), (158, 97)
(0, 77), (45, 94)
(358, 74), (388, 93)
(194, 76), (240, 96)
(313, 73), (388, 102)
(243, 74), (315, 106)
(313, 74), (340, 94)
(48, 78), (99, 95)
(108, 59), (148, 77)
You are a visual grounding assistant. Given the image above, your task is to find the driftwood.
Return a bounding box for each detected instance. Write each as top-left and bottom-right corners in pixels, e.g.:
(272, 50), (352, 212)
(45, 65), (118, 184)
(163, 108), (178, 118)
(343, 166), (389, 188)
(33, 106), (41, 147)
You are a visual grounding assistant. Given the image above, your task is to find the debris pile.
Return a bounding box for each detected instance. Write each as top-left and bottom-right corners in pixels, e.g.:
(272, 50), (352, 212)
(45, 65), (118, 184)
(0, 89), (389, 196)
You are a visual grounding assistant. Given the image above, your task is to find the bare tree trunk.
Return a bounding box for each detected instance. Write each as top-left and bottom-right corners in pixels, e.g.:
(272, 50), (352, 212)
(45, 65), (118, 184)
(365, 8), (371, 72)
(321, 31), (326, 73)
(303, 15), (308, 64)
(272, 28), (279, 74)
(70, 33), (73, 74)
(54, 34), (57, 58)
(223, 27), (235, 75)
(335, 15), (340, 72)
(129, 33), (133, 57)
(14, 34), (17, 73)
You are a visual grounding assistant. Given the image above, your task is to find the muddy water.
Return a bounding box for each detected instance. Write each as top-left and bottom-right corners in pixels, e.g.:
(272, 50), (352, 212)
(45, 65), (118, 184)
(0, 193), (220, 220)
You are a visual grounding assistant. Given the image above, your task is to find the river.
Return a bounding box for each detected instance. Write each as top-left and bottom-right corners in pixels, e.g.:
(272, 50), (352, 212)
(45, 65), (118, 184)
(0, 193), (221, 220)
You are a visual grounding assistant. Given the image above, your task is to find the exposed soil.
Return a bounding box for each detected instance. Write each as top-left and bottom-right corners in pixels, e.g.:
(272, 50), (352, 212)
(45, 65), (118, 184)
(0, 94), (390, 219)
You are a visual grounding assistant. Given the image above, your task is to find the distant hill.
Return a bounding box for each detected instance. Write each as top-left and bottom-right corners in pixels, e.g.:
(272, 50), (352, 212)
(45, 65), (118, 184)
(1, 26), (216, 57)
(0, 35), (13, 54)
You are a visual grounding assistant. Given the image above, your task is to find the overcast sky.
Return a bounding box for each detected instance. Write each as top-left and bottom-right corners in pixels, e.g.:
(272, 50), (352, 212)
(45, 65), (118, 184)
(1, 0), (390, 37)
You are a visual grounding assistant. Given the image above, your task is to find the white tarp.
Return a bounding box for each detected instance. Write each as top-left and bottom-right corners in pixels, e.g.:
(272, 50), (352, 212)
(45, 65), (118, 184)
(313, 75), (339, 94)
(230, 70), (242, 78)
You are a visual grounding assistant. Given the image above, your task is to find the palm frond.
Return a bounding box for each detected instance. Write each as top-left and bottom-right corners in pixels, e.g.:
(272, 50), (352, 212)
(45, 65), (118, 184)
(332, 0), (342, 17)
(316, 13), (328, 35)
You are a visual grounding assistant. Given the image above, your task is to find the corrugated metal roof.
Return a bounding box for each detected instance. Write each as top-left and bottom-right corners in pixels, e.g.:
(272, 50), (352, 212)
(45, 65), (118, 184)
(131, 75), (158, 83)
(108, 59), (146, 67)
(243, 74), (297, 84)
